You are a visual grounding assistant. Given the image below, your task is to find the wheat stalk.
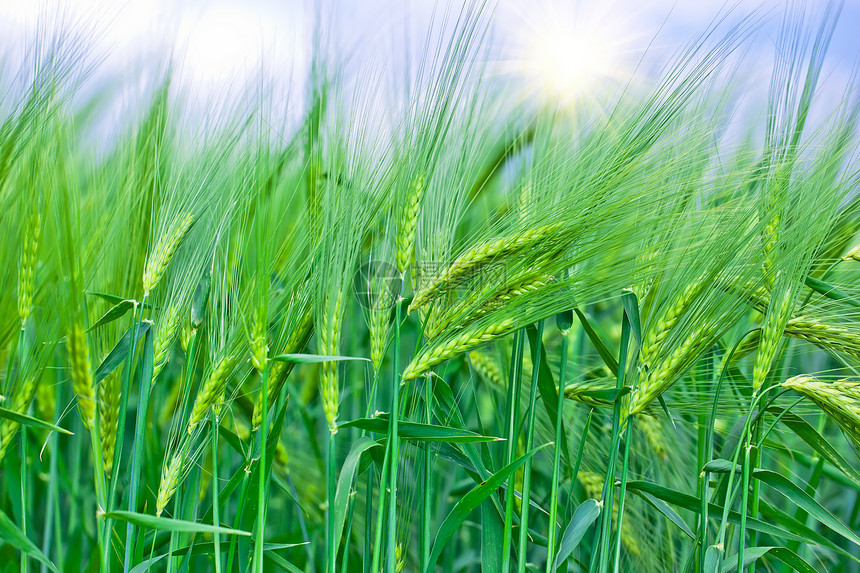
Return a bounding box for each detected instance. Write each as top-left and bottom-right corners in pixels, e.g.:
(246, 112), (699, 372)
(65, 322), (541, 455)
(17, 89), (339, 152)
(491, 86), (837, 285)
(0, 374), (38, 462)
(395, 173), (425, 277)
(68, 324), (95, 430)
(186, 355), (236, 435)
(408, 223), (562, 313)
(319, 292), (343, 432)
(782, 376), (860, 450)
(403, 318), (515, 380)
(153, 304), (180, 380)
(18, 203), (41, 325)
(468, 350), (504, 388)
(142, 213), (195, 295)
(155, 447), (185, 516)
(753, 279), (795, 391)
(423, 273), (550, 340)
(784, 315), (860, 359)
(252, 309), (312, 429)
(98, 370), (120, 473)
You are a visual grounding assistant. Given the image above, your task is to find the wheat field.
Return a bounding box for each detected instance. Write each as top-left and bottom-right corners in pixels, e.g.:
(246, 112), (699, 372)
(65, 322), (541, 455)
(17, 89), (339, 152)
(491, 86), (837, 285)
(2, 2), (860, 572)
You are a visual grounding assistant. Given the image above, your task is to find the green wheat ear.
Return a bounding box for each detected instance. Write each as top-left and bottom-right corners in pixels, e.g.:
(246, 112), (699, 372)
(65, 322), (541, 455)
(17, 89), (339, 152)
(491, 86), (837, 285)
(186, 355), (236, 435)
(143, 213), (195, 295)
(153, 304), (181, 379)
(98, 370), (120, 474)
(403, 318), (515, 380)
(318, 291), (343, 432)
(409, 223), (563, 312)
(395, 172), (426, 277)
(783, 376), (860, 450)
(68, 323), (95, 430)
(18, 201), (41, 326)
(0, 374), (39, 462)
(156, 448), (185, 516)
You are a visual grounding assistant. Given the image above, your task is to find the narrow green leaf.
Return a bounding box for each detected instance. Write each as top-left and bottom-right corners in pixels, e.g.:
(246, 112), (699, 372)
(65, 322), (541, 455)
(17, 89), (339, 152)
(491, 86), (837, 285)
(656, 395), (675, 426)
(123, 326), (155, 564)
(752, 469), (860, 547)
(621, 289), (642, 350)
(574, 308), (618, 375)
(636, 491), (695, 539)
(86, 299), (135, 332)
(333, 437), (380, 555)
(128, 542), (307, 573)
(720, 546), (817, 573)
(0, 406), (72, 435)
(86, 291), (153, 309)
(702, 459), (740, 474)
(0, 509), (59, 572)
(552, 499), (601, 569)
(626, 480), (810, 545)
(804, 276), (860, 309)
(271, 353), (370, 364)
(191, 260), (211, 329)
(101, 511), (251, 536)
(338, 416), (503, 443)
(768, 406), (860, 487)
(481, 499), (504, 572)
(93, 321), (152, 383)
(264, 550), (305, 573)
(425, 444), (550, 573)
(574, 385), (631, 405)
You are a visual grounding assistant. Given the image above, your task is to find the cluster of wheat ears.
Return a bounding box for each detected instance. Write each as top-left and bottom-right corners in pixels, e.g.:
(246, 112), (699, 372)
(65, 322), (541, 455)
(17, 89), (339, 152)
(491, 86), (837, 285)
(3, 2), (860, 572)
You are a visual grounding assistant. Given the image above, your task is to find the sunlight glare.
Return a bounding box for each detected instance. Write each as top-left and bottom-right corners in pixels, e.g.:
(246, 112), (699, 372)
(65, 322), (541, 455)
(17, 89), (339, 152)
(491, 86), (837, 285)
(502, 2), (641, 107)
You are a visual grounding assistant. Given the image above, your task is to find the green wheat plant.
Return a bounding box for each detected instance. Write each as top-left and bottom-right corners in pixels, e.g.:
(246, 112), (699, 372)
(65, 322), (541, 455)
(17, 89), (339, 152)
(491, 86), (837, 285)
(2, 3), (860, 573)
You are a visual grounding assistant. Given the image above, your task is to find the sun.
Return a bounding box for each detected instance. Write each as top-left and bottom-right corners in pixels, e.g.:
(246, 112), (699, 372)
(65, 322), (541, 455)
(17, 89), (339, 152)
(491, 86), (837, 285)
(498, 1), (643, 108)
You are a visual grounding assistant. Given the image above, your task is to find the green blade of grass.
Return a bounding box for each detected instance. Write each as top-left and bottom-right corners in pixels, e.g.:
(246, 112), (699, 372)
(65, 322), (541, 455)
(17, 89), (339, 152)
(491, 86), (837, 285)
(93, 320), (152, 383)
(337, 417), (503, 443)
(333, 437), (381, 560)
(425, 443), (550, 573)
(86, 299), (136, 332)
(552, 499), (601, 570)
(767, 406), (860, 487)
(102, 511), (251, 537)
(86, 291), (154, 309)
(620, 290), (642, 350)
(635, 491), (695, 539)
(123, 325), (154, 568)
(752, 469), (860, 547)
(719, 546), (817, 573)
(804, 275), (860, 309)
(0, 506), (59, 572)
(626, 481), (814, 546)
(480, 496), (504, 572)
(0, 406), (72, 435)
(573, 308), (618, 375)
(271, 353), (370, 364)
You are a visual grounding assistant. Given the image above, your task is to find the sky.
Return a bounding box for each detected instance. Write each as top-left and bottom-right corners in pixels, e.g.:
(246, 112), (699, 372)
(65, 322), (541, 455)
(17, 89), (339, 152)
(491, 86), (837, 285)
(1, 0), (859, 129)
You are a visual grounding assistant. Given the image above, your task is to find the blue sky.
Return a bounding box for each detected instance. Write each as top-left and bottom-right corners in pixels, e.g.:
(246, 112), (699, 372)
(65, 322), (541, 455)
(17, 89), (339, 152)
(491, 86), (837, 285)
(2, 0), (858, 128)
